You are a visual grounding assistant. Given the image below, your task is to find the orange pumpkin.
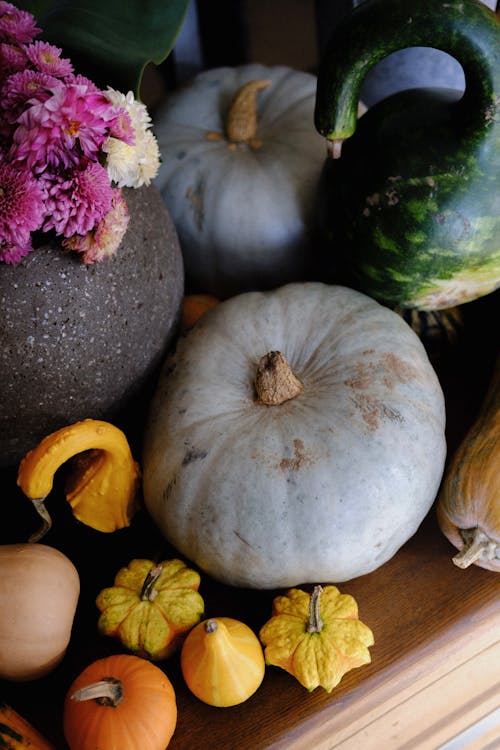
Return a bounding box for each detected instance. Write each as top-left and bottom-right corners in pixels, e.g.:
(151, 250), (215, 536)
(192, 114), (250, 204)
(181, 294), (219, 331)
(63, 654), (177, 750)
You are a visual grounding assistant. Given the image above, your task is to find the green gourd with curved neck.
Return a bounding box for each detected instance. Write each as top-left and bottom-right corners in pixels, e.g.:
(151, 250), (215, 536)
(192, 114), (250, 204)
(314, 0), (500, 311)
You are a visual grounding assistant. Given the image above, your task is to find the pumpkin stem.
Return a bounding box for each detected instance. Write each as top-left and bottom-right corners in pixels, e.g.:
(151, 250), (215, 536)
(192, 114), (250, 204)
(226, 79), (271, 144)
(140, 564), (163, 601)
(204, 619), (219, 634)
(28, 497), (52, 543)
(71, 677), (124, 707)
(453, 527), (498, 569)
(307, 585), (324, 633)
(255, 351), (303, 406)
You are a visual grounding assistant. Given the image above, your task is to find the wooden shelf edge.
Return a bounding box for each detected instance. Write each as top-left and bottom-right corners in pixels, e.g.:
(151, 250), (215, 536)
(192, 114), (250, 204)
(272, 595), (500, 749)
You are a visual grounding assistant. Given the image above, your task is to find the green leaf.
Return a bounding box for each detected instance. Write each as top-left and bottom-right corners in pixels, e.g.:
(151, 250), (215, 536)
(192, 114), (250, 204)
(16, 0), (191, 96)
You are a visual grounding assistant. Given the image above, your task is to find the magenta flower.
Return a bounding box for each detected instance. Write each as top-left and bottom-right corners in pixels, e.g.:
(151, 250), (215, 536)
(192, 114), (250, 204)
(25, 40), (74, 78)
(72, 73), (101, 92)
(1, 68), (58, 122)
(0, 236), (33, 263)
(11, 82), (121, 171)
(0, 40), (26, 75)
(0, 4), (158, 265)
(0, 161), (44, 250)
(41, 161), (114, 237)
(108, 107), (135, 145)
(63, 189), (130, 263)
(0, 1), (40, 44)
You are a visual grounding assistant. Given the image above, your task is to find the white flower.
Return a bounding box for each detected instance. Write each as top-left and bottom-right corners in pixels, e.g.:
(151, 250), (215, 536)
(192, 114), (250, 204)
(102, 88), (160, 188)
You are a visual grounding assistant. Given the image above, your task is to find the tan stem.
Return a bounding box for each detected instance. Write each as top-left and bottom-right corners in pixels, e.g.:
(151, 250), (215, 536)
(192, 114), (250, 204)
(226, 79), (271, 143)
(140, 564), (163, 601)
(71, 677), (124, 707)
(28, 496), (52, 543)
(255, 351), (303, 406)
(327, 138), (344, 159)
(307, 585), (324, 633)
(453, 527), (499, 569)
(205, 619), (218, 634)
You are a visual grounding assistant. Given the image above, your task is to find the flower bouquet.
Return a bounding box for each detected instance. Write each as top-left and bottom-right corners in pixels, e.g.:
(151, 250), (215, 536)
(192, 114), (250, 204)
(0, 0), (188, 465)
(0, 0), (188, 263)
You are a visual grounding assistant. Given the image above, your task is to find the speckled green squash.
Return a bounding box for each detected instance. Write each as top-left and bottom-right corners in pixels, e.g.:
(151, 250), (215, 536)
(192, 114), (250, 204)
(315, 0), (500, 311)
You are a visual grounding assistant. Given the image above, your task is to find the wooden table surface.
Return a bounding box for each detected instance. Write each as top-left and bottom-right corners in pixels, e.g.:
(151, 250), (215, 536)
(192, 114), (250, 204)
(1, 291), (498, 749)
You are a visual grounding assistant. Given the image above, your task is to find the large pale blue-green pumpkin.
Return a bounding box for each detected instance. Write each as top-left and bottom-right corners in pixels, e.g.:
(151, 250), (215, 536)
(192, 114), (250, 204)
(142, 283), (446, 589)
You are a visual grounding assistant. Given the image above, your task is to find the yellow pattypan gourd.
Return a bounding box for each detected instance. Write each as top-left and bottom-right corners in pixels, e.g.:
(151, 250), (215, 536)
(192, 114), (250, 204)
(259, 584), (374, 692)
(96, 558), (204, 661)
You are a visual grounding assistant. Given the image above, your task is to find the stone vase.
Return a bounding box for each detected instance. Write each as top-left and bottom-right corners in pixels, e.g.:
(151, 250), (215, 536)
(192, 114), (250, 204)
(0, 185), (184, 466)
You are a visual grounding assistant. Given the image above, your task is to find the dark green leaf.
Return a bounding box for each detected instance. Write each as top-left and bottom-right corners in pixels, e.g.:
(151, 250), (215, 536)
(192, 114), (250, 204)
(16, 0), (191, 95)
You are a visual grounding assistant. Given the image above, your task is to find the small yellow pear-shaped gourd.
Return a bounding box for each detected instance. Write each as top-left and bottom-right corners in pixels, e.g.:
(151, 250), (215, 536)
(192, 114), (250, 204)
(17, 419), (141, 540)
(180, 617), (265, 707)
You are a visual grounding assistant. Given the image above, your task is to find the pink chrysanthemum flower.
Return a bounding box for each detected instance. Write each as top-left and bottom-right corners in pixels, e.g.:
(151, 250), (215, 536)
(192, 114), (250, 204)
(0, 162), (45, 248)
(24, 40), (74, 78)
(108, 107), (134, 145)
(0, 40), (27, 75)
(71, 73), (100, 92)
(41, 161), (114, 237)
(63, 189), (129, 263)
(0, 1), (40, 44)
(0, 236), (33, 263)
(1, 69), (58, 122)
(11, 82), (120, 171)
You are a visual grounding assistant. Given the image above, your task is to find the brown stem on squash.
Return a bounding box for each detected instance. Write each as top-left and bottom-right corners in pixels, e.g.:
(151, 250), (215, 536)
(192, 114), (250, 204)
(71, 677), (124, 707)
(28, 497), (52, 543)
(205, 619), (218, 634)
(226, 79), (271, 143)
(307, 585), (324, 633)
(255, 351), (303, 406)
(453, 527), (498, 569)
(140, 564), (163, 601)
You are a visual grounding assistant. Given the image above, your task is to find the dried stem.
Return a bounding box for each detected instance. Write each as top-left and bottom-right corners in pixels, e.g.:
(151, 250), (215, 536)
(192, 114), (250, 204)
(226, 79), (271, 143)
(71, 677), (124, 707)
(140, 564), (163, 601)
(307, 585), (324, 633)
(255, 351), (303, 406)
(453, 527), (498, 569)
(28, 497), (52, 543)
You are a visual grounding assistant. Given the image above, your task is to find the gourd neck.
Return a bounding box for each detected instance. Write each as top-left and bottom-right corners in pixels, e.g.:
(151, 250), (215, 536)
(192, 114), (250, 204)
(255, 351), (303, 406)
(315, 0), (500, 155)
(203, 619), (233, 652)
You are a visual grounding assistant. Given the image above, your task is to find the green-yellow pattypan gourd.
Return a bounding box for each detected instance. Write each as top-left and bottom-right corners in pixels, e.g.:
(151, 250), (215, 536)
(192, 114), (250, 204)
(259, 584), (374, 692)
(96, 558), (204, 661)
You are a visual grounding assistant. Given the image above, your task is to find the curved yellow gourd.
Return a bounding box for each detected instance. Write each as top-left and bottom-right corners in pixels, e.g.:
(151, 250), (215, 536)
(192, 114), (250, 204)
(17, 419), (141, 539)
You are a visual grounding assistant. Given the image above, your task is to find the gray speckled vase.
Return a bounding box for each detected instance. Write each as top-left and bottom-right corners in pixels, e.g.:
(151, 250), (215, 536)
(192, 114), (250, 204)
(0, 185), (184, 467)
